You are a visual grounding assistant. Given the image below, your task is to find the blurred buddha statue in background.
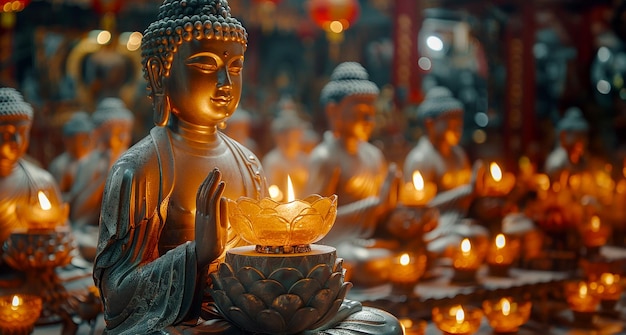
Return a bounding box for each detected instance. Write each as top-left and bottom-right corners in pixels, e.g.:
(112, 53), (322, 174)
(222, 105), (259, 155)
(69, 98), (133, 260)
(544, 107), (589, 181)
(48, 111), (95, 200)
(404, 86), (471, 193)
(262, 109), (309, 200)
(0, 88), (68, 266)
(305, 62), (399, 286)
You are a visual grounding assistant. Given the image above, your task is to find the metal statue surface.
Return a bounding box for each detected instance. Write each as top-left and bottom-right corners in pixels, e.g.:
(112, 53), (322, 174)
(93, 1), (400, 334)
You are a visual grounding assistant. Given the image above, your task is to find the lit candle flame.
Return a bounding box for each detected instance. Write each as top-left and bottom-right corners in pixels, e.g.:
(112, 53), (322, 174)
(400, 253), (410, 266)
(38, 191), (52, 210)
(495, 233), (506, 249)
(11, 295), (21, 311)
(579, 282), (588, 297)
(412, 171), (425, 191)
(455, 306), (465, 324)
(461, 238), (471, 255)
(601, 273), (615, 286)
(590, 216), (601, 232)
(287, 175), (295, 202)
(490, 162), (502, 182)
(500, 298), (511, 316)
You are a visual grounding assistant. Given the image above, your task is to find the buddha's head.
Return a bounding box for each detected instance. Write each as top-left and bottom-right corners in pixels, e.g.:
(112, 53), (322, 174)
(0, 88), (33, 177)
(62, 111), (95, 160)
(557, 107), (588, 164)
(92, 98), (134, 154)
(320, 62), (379, 142)
(418, 86), (464, 147)
(271, 111), (305, 157)
(141, 0), (247, 129)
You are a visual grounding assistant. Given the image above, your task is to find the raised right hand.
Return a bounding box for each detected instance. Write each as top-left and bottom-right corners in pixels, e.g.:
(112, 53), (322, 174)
(194, 168), (228, 269)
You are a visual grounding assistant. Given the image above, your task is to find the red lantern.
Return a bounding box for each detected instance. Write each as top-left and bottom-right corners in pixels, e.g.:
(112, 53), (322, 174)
(1, 0), (31, 12)
(308, 0), (360, 33)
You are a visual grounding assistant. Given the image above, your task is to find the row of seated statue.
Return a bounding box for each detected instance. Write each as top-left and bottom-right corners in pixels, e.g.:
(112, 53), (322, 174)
(0, 0), (598, 333)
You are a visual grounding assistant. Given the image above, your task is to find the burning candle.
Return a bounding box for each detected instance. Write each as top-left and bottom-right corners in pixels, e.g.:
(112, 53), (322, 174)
(590, 273), (622, 310)
(481, 162), (516, 197)
(566, 281), (600, 313)
(0, 294), (43, 335)
(228, 175), (338, 254)
(580, 215), (610, 249)
(432, 305), (482, 335)
(486, 233), (519, 276)
(389, 252), (427, 292)
(483, 297), (532, 333)
(399, 170), (437, 207)
(451, 237), (485, 283)
(17, 190), (68, 230)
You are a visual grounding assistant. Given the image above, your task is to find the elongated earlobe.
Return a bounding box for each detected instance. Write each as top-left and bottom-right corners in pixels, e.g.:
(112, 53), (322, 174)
(146, 58), (170, 127)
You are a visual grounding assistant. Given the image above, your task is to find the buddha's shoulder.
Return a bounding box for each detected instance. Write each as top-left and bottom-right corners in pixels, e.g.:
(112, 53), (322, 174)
(19, 159), (57, 185)
(110, 135), (160, 175)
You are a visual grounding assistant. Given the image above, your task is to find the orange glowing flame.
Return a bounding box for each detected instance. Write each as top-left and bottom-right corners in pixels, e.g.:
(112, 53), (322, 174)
(490, 162), (502, 182)
(590, 216), (601, 232)
(400, 253), (410, 266)
(495, 234), (506, 249)
(501, 298), (511, 316)
(461, 238), (472, 255)
(287, 175), (295, 202)
(38, 191), (52, 210)
(412, 171), (425, 191)
(455, 306), (465, 323)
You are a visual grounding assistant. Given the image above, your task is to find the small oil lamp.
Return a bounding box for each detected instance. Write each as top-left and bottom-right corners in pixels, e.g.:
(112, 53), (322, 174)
(589, 273), (622, 312)
(565, 281), (600, 326)
(483, 297), (532, 334)
(480, 162), (516, 197)
(432, 304), (483, 335)
(486, 233), (519, 277)
(579, 215), (610, 257)
(214, 177), (351, 334)
(0, 294), (43, 335)
(17, 190), (69, 230)
(399, 170), (437, 207)
(389, 252), (427, 294)
(452, 238), (484, 283)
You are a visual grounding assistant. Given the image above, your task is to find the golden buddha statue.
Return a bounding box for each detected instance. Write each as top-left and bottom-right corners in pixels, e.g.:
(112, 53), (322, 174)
(403, 86), (471, 193)
(304, 62), (400, 286)
(69, 98), (134, 260)
(48, 111), (95, 200)
(0, 88), (68, 265)
(262, 109), (309, 200)
(544, 107), (589, 182)
(93, 1), (400, 333)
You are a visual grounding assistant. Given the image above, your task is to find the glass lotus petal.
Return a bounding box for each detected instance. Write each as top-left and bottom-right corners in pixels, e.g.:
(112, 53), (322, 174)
(227, 194), (338, 247)
(210, 260), (351, 335)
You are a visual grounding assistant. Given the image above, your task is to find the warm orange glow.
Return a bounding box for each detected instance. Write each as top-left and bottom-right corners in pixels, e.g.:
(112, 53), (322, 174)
(400, 253), (410, 266)
(579, 282), (588, 297)
(495, 234), (506, 249)
(536, 174), (550, 191)
(329, 20), (344, 33)
(268, 185), (282, 201)
(590, 216), (601, 232)
(490, 162), (502, 182)
(38, 191), (52, 210)
(500, 298), (511, 316)
(601, 273), (616, 286)
(412, 171), (425, 191)
(287, 175), (295, 202)
(455, 306), (465, 323)
(11, 295), (21, 310)
(461, 238), (471, 254)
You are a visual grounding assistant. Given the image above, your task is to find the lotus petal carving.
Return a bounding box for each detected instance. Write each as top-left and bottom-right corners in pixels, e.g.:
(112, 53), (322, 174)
(210, 262), (351, 334)
(226, 194), (338, 247)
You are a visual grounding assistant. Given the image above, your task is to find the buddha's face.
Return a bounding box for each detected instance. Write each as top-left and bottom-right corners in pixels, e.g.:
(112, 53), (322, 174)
(64, 132), (92, 159)
(432, 111), (463, 146)
(165, 39), (244, 126)
(0, 119), (30, 177)
(98, 121), (133, 155)
(332, 94), (377, 142)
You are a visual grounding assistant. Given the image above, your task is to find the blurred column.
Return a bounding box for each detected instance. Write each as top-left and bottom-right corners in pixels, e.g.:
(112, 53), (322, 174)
(392, 0), (421, 109)
(504, 2), (536, 168)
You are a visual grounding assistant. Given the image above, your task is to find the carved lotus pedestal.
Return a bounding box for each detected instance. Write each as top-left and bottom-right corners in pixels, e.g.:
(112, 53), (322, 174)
(211, 245), (351, 334)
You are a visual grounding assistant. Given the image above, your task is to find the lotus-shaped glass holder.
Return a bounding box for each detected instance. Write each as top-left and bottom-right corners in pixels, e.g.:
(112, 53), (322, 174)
(210, 245), (351, 334)
(227, 194), (337, 253)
